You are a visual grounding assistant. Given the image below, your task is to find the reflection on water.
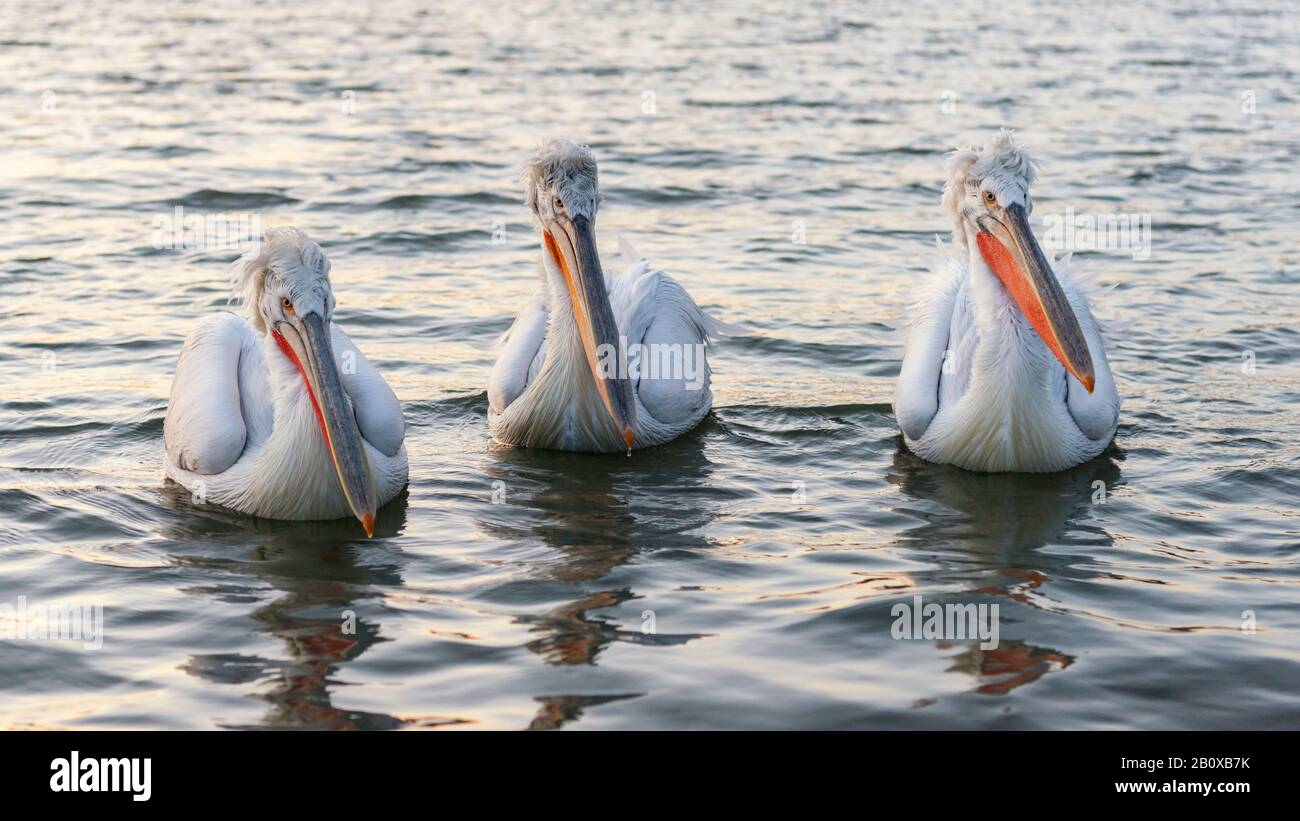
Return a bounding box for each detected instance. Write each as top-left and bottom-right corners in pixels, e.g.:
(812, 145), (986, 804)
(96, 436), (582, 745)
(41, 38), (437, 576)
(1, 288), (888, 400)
(164, 488), (456, 729)
(528, 693), (642, 731)
(482, 425), (723, 556)
(483, 440), (718, 726)
(887, 444), (1123, 696)
(2, 0), (1299, 729)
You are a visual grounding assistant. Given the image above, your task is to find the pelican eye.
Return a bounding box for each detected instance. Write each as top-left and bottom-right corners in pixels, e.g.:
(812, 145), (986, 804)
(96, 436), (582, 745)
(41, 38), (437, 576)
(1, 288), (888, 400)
(553, 196), (564, 211)
(983, 190), (998, 205)
(281, 297), (295, 315)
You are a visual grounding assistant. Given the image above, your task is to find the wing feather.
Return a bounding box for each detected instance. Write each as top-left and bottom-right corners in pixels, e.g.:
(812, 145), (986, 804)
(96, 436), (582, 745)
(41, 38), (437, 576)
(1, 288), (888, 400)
(610, 254), (716, 427)
(895, 253), (968, 441)
(164, 313), (257, 475)
(331, 325), (405, 457)
(488, 293), (549, 415)
(1055, 259), (1121, 441)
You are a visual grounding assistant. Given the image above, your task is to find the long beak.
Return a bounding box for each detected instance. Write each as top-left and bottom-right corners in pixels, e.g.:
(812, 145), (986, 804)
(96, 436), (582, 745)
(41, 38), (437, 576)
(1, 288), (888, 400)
(273, 312), (379, 535)
(545, 214), (636, 449)
(977, 202), (1096, 393)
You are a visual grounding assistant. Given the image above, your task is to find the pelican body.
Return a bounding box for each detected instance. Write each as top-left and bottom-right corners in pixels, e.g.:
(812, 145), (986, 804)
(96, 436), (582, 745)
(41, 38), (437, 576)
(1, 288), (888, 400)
(894, 131), (1120, 473)
(489, 140), (723, 452)
(164, 228), (407, 534)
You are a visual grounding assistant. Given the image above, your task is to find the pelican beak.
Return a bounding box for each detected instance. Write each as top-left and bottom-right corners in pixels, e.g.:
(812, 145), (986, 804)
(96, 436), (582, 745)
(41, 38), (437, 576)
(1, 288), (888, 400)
(977, 202), (1096, 393)
(544, 213), (636, 449)
(273, 311), (379, 536)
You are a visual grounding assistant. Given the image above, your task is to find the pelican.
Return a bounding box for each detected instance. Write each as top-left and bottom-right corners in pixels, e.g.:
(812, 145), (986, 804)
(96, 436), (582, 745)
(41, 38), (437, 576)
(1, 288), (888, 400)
(489, 140), (724, 452)
(894, 131), (1120, 473)
(163, 227), (407, 535)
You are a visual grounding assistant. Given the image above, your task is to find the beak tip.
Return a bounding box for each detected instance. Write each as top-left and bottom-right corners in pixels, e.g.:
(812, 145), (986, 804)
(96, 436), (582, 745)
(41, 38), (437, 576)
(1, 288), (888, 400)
(623, 428), (635, 452)
(1082, 374), (1096, 394)
(361, 511), (375, 538)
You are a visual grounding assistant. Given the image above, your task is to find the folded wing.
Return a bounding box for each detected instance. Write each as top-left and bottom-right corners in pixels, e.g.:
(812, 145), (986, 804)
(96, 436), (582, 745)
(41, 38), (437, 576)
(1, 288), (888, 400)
(894, 256), (970, 441)
(487, 293), (549, 415)
(610, 250), (717, 427)
(331, 325), (405, 457)
(164, 313), (265, 475)
(1055, 264), (1121, 441)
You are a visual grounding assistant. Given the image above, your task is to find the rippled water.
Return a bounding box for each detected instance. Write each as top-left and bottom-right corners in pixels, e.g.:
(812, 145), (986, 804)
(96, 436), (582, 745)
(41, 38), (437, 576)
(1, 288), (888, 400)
(1, 0), (1298, 729)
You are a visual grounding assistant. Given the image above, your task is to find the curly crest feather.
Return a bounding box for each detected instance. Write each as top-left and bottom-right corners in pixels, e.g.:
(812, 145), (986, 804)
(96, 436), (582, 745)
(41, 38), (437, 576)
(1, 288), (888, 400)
(942, 129), (1039, 248)
(230, 227), (332, 332)
(522, 139), (601, 223)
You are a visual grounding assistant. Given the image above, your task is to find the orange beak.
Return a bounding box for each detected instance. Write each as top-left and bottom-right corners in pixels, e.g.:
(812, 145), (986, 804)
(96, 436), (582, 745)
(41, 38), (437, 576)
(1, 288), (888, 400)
(977, 202), (1096, 393)
(273, 311), (380, 536)
(544, 217), (637, 450)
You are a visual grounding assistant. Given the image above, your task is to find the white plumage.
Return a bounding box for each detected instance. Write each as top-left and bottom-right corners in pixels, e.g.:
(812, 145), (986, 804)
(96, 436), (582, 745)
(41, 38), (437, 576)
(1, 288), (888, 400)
(490, 239), (722, 451)
(894, 132), (1121, 473)
(489, 140), (722, 452)
(164, 228), (407, 527)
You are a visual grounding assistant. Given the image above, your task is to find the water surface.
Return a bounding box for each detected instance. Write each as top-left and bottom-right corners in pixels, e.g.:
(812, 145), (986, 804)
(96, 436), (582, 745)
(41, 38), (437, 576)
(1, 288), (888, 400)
(1, 0), (1298, 729)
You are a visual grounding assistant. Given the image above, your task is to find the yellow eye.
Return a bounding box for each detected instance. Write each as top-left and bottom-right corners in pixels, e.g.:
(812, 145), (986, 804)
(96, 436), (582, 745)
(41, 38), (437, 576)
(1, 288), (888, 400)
(983, 190), (997, 205)
(281, 297), (294, 314)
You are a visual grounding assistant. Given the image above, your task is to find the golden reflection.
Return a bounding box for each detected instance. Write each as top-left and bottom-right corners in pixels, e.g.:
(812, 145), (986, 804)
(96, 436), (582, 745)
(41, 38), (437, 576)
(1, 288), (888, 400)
(887, 443), (1122, 696)
(528, 693), (641, 731)
(480, 437), (719, 727)
(162, 485), (466, 729)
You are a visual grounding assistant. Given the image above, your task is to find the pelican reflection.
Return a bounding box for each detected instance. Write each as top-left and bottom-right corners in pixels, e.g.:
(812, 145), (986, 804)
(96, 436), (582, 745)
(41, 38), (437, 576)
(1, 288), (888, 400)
(481, 434), (721, 727)
(887, 443), (1122, 695)
(163, 486), (463, 729)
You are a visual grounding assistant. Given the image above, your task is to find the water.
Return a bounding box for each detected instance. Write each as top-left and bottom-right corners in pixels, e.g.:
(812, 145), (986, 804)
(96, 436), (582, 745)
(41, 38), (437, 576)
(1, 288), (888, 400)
(1, 0), (1298, 730)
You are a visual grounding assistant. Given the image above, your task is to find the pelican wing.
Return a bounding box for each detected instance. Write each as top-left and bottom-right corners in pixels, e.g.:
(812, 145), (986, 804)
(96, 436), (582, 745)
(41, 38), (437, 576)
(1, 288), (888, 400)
(896, 250), (1120, 449)
(164, 312), (267, 475)
(330, 325), (405, 458)
(487, 292), (549, 415)
(1054, 263), (1121, 441)
(609, 252), (716, 427)
(894, 255), (969, 441)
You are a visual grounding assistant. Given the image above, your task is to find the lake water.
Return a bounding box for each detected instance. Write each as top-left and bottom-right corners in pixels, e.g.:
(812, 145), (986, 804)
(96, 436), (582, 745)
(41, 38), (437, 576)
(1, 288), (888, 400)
(1, 0), (1297, 729)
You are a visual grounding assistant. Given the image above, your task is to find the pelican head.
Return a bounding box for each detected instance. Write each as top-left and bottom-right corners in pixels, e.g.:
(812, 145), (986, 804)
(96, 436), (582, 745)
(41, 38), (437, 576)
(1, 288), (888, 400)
(943, 130), (1095, 393)
(233, 227), (379, 536)
(523, 140), (636, 449)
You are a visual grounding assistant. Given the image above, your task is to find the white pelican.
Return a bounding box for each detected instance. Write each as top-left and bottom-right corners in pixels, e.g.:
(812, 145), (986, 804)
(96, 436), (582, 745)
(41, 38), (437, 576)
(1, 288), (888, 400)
(164, 227), (407, 535)
(489, 140), (723, 452)
(894, 131), (1120, 473)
